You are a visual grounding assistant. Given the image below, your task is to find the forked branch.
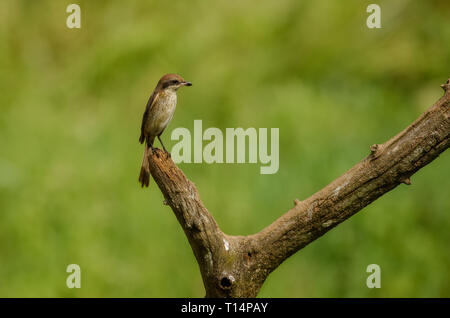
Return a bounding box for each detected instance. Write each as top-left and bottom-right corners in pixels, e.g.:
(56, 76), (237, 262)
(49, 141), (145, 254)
(147, 79), (450, 297)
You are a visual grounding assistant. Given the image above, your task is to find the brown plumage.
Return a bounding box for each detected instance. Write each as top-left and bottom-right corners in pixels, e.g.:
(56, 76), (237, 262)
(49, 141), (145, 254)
(139, 74), (192, 187)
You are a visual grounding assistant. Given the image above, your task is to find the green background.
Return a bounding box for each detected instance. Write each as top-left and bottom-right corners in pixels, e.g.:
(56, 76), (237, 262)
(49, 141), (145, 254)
(0, 0), (449, 297)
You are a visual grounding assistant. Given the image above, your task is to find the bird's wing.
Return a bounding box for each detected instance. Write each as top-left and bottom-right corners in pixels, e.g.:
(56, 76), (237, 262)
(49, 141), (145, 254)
(139, 90), (160, 144)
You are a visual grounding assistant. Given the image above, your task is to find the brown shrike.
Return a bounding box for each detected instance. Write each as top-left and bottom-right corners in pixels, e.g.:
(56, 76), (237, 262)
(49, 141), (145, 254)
(138, 73), (192, 187)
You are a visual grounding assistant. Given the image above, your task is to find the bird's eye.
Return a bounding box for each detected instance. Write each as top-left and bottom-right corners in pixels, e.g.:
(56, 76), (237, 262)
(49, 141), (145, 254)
(171, 80), (179, 85)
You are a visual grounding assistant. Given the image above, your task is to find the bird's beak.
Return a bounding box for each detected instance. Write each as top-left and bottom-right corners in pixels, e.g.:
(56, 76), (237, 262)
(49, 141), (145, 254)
(183, 81), (192, 86)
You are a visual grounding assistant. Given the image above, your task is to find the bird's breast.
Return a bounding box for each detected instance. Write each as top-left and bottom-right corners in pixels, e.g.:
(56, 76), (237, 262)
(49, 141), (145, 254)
(146, 90), (178, 136)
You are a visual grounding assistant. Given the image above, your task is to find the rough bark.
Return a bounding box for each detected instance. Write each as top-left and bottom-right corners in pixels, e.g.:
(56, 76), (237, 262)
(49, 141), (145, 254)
(146, 79), (450, 297)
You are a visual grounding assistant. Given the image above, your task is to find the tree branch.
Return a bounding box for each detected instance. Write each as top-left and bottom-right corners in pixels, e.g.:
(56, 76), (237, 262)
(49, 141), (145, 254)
(146, 79), (450, 297)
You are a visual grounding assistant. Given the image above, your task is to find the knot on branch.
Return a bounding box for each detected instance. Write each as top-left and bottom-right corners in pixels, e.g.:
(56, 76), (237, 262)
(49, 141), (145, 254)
(219, 275), (235, 290)
(440, 78), (450, 92)
(243, 250), (255, 267)
(369, 143), (384, 160)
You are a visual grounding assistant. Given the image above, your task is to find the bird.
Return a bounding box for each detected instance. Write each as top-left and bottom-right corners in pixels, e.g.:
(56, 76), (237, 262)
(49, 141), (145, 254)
(138, 73), (192, 187)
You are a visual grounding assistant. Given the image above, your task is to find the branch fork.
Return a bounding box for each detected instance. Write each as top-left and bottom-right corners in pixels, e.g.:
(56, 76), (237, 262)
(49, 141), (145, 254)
(145, 79), (450, 297)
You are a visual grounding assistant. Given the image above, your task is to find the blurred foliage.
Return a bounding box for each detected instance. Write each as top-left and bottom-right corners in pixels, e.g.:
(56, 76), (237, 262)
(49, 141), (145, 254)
(0, 0), (449, 297)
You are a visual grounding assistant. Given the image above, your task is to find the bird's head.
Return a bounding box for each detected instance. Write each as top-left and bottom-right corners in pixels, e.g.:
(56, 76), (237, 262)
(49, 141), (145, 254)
(158, 73), (192, 92)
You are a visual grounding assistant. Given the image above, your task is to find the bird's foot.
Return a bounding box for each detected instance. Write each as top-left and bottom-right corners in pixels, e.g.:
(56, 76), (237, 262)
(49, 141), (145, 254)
(160, 146), (171, 158)
(152, 147), (162, 158)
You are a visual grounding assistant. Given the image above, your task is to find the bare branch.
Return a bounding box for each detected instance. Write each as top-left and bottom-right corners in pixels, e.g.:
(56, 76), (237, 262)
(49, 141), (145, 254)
(146, 79), (450, 297)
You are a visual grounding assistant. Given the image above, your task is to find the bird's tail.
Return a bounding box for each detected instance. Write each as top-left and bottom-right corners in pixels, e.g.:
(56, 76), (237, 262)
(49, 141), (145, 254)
(139, 143), (151, 187)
